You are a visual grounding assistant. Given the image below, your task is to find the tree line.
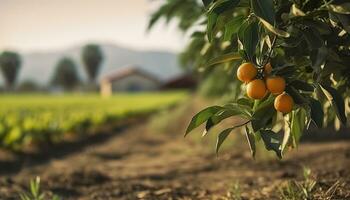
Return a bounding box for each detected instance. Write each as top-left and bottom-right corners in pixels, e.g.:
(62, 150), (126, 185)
(0, 44), (103, 92)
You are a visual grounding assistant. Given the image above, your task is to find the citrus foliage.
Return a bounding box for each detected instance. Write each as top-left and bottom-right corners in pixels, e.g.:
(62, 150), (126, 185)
(0, 92), (186, 150)
(150, 0), (350, 158)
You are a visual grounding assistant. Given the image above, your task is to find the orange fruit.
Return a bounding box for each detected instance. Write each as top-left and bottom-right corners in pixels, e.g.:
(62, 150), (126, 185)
(246, 79), (267, 99)
(237, 62), (257, 83)
(266, 76), (286, 95)
(264, 62), (273, 75)
(274, 93), (294, 113)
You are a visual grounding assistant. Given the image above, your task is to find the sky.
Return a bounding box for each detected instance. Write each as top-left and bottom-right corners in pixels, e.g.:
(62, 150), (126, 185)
(0, 0), (189, 53)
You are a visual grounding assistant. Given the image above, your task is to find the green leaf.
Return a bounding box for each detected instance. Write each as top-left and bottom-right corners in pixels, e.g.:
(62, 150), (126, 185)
(251, 0), (275, 24)
(260, 130), (283, 159)
(224, 16), (245, 41)
(274, 65), (295, 76)
(4, 127), (22, 146)
(242, 21), (259, 59)
(237, 98), (254, 107)
(30, 177), (40, 197)
(253, 95), (274, 110)
(310, 47), (328, 71)
(202, 0), (213, 8)
(281, 117), (291, 152)
(258, 17), (290, 38)
(216, 121), (250, 154)
(204, 118), (215, 136)
(329, 3), (350, 14)
(302, 20), (332, 35)
(19, 194), (31, 200)
(238, 20), (249, 43)
(185, 106), (223, 136)
(309, 98), (324, 128)
(216, 128), (232, 154)
(289, 80), (314, 92)
(319, 85), (347, 125)
(204, 108), (245, 135)
(302, 28), (324, 50)
(207, 12), (218, 41)
(191, 31), (206, 38)
(291, 108), (306, 147)
(224, 103), (252, 118)
(209, 0), (239, 15)
(52, 195), (61, 200)
(245, 126), (256, 157)
(202, 52), (241, 68)
(251, 96), (276, 132)
(285, 86), (309, 105)
(207, 0), (240, 41)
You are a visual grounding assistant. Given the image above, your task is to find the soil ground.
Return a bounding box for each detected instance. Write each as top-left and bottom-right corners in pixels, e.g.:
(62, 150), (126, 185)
(0, 120), (350, 200)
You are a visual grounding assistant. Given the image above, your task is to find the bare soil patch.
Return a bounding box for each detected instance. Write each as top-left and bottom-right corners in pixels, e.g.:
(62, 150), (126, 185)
(0, 121), (350, 199)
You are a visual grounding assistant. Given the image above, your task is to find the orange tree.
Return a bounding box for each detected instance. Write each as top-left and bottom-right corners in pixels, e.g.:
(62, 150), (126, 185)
(150, 0), (350, 158)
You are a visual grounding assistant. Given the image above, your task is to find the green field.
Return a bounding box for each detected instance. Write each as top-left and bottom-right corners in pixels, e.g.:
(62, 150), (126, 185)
(0, 92), (187, 149)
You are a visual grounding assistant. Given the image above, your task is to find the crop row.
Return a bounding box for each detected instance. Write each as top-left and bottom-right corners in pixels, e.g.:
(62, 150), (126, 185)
(0, 92), (186, 150)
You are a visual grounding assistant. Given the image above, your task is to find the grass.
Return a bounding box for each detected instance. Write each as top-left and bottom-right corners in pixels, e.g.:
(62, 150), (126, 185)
(222, 167), (344, 199)
(279, 167), (317, 200)
(227, 181), (242, 200)
(19, 177), (60, 200)
(0, 91), (187, 149)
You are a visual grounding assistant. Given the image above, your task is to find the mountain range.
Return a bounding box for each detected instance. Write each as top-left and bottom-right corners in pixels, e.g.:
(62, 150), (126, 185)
(0, 43), (183, 86)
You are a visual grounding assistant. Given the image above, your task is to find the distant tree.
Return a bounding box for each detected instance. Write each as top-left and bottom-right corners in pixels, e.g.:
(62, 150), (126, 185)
(0, 51), (21, 90)
(51, 57), (80, 91)
(81, 44), (103, 83)
(17, 80), (40, 92)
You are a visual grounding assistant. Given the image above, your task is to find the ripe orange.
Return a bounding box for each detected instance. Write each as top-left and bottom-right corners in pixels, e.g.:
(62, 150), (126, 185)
(237, 62), (257, 83)
(246, 79), (267, 99)
(264, 62), (273, 75)
(266, 76), (286, 95)
(274, 93), (294, 113)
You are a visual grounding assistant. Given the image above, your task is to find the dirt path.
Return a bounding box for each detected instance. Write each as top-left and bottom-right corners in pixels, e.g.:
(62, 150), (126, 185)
(1, 122), (350, 200)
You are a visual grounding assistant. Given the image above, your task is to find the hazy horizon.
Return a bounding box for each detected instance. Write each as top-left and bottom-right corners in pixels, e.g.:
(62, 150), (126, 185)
(0, 0), (189, 53)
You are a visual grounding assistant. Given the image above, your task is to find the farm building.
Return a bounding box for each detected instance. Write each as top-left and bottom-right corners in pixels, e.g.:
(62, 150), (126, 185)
(160, 73), (197, 90)
(100, 66), (161, 97)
